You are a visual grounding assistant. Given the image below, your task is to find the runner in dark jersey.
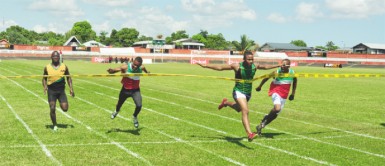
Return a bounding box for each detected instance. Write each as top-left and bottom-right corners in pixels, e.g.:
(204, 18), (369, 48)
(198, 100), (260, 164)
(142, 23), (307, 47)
(108, 56), (150, 129)
(197, 51), (280, 142)
(42, 51), (74, 131)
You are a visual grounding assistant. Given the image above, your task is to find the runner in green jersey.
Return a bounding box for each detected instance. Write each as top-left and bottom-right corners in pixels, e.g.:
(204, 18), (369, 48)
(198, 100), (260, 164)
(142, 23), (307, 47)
(197, 51), (280, 142)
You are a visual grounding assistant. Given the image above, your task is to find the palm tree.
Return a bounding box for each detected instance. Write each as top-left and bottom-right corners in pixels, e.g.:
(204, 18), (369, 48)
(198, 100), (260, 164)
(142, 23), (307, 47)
(232, 34), (255, 52)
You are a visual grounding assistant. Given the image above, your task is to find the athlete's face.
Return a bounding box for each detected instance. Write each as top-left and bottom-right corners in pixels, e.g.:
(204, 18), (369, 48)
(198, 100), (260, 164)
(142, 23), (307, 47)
(281, 60), (290, 72)
(51, 55), (60, 65)
(244, 54), (254, 66)
(132, 60), (142, 71)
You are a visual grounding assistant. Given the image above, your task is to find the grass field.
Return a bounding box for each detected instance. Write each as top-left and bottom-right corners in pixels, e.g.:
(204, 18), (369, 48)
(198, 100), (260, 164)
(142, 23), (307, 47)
(0, 59), (385, 166)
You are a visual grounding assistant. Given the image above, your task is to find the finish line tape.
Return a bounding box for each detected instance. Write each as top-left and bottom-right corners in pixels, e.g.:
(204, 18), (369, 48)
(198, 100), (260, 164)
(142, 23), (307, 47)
(1, 73), (384, 82)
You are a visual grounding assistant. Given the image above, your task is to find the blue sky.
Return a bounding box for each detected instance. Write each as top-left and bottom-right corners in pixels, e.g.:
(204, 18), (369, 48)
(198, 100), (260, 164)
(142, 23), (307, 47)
(1, 0), (384, 47)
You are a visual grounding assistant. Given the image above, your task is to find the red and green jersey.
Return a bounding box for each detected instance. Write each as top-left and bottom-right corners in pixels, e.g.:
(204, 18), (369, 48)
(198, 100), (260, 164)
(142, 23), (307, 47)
(233, 62), (256, 94)
(121, 63), (142, 90)
(268, 68), (295, 99)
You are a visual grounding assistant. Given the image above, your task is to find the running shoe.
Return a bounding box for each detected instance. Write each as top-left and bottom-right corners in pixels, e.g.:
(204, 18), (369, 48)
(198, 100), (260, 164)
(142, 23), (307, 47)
(111, 111), (118, 119)
(218, 98), (227, 110)
(53, 125), (58, 131)
(133, 116), (139, 128)
(248, 132), (257, 142)
(256, 125), (262, 136)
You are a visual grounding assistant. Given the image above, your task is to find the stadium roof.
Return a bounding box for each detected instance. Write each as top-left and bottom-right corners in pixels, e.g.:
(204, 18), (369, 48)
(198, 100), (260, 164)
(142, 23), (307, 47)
(260, 42), (311, 51)
(354, 43), (385, 49)
(63, 36), (81, 46)
(83, 40), (106, 47)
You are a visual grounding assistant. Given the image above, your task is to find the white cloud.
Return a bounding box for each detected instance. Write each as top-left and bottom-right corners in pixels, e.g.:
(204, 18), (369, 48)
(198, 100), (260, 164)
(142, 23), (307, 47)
(295, 2), (324, 22)
(267, 13), (288, 23)
(28, 0), (84, 18)
(82, 0), (135, 7)
(33, 23), (66, 34)
(92, 21), (111, 34)
(325, 0), (385, 19)
(181, 0), (216, 13)
(181, 0), (257, 29)
(33, 24), (58, 33)
(0, 19), (18, 31)
(105, 9), (133, 19)
(118, 7), (190, 37)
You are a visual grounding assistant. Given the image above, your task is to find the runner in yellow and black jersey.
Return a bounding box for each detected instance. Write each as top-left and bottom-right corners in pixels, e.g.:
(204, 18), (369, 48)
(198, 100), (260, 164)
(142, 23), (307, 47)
(42, 51), (74, 131)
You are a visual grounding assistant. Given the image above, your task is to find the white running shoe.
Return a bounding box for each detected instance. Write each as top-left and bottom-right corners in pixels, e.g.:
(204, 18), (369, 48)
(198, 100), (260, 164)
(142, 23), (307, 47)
(111, 111), (118, 119)
(133, 116), (139, 128)
(53, 126), (58, 131)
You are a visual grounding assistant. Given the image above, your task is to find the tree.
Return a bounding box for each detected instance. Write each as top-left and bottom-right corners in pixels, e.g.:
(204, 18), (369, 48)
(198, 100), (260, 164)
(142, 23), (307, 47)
(165, 30), (189, 44)
(69, 21), (97, 43)
(205, 33), (229, 50)
(99, 31), (109, 44)
(137, 35), (153, 41)
(231, 34), (255, 51)
(325, 41), (339, 51)
(290, 40), (307, 47)
(191, 33), (207, 45)
(4, 25), (32, 44)
(115, 28), (139, 47)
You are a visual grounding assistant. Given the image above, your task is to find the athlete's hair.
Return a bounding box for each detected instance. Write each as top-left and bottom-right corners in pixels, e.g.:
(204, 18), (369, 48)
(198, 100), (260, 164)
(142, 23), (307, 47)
(282, 58), (291, 65)
(134, 56), (143, 64)
(51, 51), (60, 58)
(243, 51), (253, 60)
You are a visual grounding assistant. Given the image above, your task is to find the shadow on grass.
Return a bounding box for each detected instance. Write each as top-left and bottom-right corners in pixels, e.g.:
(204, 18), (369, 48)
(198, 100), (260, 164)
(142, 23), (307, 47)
(259, 132), (285, 139)
(106, 128), (141, 135)
(222, 136), (253, 149)
(381, 123), (385, 127)
(45, 124), (75, 130)
(193, 135), (253, 149)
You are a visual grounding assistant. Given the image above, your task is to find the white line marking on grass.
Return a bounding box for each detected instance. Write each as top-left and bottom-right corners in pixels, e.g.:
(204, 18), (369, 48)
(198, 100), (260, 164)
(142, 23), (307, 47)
(77, 89), (245, 166)
(1, 134), (355, 149)
(148, 88), (217, 104)
(0, 94), (62, 166)
(148, 86), (385, 140)
(145, 90), (385, 159)
(86, 86), (334, 166)
(154, 130), (246, 166)
(0, 70), (152, 166)
(262, 126), (385, 159)
(276, 114), (385, 141)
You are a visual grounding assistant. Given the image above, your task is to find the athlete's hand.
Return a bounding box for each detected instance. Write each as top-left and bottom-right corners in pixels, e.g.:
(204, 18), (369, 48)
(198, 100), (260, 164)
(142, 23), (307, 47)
(43, 87), (47, 95)
(289, 94), (294, 101)
(255, 87), (261, 92)
(107, 68), (115, 74)
(70, 90), (75, 98)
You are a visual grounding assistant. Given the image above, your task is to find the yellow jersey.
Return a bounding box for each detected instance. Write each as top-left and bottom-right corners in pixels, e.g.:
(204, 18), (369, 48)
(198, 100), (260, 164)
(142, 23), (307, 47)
(46, 63), (66, 85)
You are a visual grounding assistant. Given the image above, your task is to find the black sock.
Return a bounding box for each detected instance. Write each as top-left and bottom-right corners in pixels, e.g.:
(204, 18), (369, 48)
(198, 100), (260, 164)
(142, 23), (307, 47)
(133, 106), (142, 117)
(261, 111), (278, 127)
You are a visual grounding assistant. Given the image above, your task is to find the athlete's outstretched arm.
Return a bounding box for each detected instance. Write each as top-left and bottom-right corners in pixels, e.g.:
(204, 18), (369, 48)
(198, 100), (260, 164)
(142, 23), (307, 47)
(107, 64), (128, 74)
(256, 64), (281, 70)
(197, 63), (233, 71)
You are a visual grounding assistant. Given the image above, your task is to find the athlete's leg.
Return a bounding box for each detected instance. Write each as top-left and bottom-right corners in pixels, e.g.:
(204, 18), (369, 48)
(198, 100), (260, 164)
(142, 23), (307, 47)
(235, 97), (253, 134)
(257, 93), (285, 135)
(131, 90), (142, 117)
(47, 89), (58, 127)
(58, 90), (69, 112)
(115, 87), (130, 113)
(226, 91), (246, 112)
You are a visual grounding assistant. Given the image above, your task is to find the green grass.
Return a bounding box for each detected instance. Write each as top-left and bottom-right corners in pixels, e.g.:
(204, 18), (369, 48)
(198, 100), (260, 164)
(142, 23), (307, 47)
(0, 59), (385, 165)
